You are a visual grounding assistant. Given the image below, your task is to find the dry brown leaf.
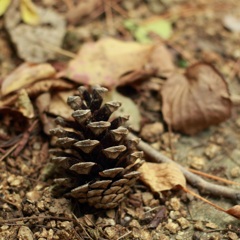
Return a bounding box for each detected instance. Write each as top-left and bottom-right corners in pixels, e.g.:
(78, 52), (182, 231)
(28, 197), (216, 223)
(149, 44), (175, 78)
(226, 205), (240, 219)
(35, 92), (54, 135)
(139, 162), (186, 192)
(0, 107), (29, 140)
(62, 37), (154, 89)
(48, 90), (76, 119)
(66, 0), (102, 25)
(1, 63), (56, 96)
(26, 78), (75, 97)
(161, 63), (232, 135)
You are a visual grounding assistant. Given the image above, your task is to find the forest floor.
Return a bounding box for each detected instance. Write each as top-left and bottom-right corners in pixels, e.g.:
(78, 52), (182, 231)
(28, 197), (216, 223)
(0, 0), (240, 239)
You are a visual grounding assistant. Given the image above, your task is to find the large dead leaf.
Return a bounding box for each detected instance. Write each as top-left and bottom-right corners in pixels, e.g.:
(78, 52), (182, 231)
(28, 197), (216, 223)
(161, 63), (232, 135)
(62, 37), (154, 88)
(139, 162), (186, 192)
(1, 63), (56, 96)
(4, 3), (66, 62)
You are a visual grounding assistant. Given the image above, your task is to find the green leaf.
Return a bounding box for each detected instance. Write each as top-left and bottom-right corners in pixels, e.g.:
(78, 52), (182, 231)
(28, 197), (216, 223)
(0, 0), (11, 16)
(178, 59), (188, 68)
(135, 19), (172, 43)
(123, 19), (138, 32)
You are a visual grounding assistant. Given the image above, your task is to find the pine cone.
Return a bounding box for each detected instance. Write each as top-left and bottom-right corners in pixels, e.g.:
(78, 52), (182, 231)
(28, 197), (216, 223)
(50, 86), (144, 209)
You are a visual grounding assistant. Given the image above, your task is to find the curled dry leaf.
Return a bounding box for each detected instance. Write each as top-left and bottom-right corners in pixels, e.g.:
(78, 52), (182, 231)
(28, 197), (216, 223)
(0, 107), (29, 141)
(161, 63), (232, 135)
(62, 37), (154, 89)
(26, 79), (75, 98)
(138, 162), (186, 192)
(1, 63), (56, 96)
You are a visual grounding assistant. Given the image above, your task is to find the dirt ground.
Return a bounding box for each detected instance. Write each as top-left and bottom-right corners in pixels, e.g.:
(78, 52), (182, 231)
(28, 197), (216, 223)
(1, 0), (240, 239)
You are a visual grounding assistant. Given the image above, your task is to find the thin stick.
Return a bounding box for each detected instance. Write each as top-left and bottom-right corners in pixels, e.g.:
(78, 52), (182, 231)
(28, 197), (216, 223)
(128, 133), (240, 201)
(189, 168), (240, 186)
(117, 231), (132, 240)
(0, 216), (77, 225)
(0, 143), (18, 162)
(39, 42), (77, 58)
(0, 196), (20, 209)
(182, 187), (226, 213)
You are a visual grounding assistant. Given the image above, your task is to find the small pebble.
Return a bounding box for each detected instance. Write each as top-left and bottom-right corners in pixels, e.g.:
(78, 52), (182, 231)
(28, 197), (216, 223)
(18, 226), (34, 240)
(227, 231), (239, 240)
(205, 222), (218, 229)
(165, 221), (179, 234)
(177, 217), (190, 229)
(37, 201), (45, 211)
(230, 166), (240, 178)
(58, 221), (71, 229)
(129, 219), (141, 228)
(209, 233), (221, 240)
(103, 209), (114, 219)
(194, 220), (204, 231)
(142, 192), (154, 206)
(205, 144), (220, 159)
(157, 234), (169, 240)
(140, 122), (164, 143)
(189, 156), (205, 170)
(169, 197), (181, 211)
(169, 210), (181, 220)
(1, 225), (9, 230)
(104, 226), (117, 238)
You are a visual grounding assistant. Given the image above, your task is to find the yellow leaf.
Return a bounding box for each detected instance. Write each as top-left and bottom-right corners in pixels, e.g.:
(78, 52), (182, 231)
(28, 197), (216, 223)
(20, 0), (40, 25)
(0, 0), (11, 16)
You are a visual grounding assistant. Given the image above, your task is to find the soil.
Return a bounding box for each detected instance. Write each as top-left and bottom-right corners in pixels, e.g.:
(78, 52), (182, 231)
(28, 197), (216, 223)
(1, 0), (240, 239)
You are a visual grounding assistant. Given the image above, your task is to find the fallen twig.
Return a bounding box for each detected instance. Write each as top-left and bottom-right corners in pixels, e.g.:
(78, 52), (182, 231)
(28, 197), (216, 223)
(13, 120), (38, 157)
(0, 143), (19, 162)
(0, 215), (77, 225)
(128, 133), (240, 201)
